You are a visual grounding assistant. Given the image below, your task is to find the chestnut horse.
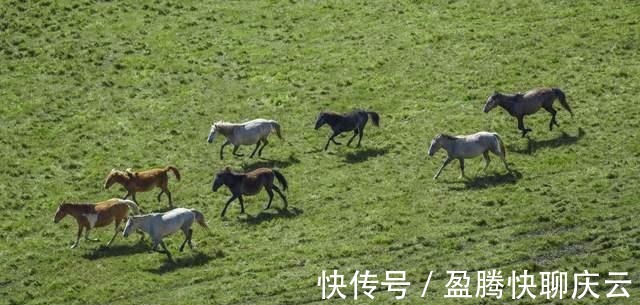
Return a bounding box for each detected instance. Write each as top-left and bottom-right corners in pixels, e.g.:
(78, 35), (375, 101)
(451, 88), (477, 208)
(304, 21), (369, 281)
(54, 198), (139, 248)
(483, 87), (573, 137)
(104, 166), (181, 207)
(314, 109), (380, 151)
(212, 167), (288, 217)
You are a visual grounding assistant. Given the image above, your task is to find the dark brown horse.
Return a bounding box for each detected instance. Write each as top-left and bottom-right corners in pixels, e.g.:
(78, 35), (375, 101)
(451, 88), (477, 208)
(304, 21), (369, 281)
(54, 198), (139, 248)
(212, 167), (288, 217)
(104, 166), (181, 207)
(314, 109), (380, 151)
(483, 87), (573, 137)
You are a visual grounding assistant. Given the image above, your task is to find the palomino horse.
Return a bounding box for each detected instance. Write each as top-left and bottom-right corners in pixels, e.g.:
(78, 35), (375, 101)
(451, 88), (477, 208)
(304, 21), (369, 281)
(212, 167), (288, 217)
(428, 132), (511, 179)
(104, 166), (181, 207)
(207, 119), (283, 160)
(54, 198), (139, 248)
(315, 109), (380, 151)
(123, 208), (208, 261)
(483, 87), (573, 137)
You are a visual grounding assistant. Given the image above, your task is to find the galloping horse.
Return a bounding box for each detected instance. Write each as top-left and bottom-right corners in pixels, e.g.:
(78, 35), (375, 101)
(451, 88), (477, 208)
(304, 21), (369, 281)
(104, 166), (181, 207)
(207, 119), (283, 160)
(212, 167), (288, 217)
(483, 87), (573, 137)
(123, 208), (208, 261)
(428, 132), (511, 179)
(314, 109), (380, 151)
(54, 198), (139, 248)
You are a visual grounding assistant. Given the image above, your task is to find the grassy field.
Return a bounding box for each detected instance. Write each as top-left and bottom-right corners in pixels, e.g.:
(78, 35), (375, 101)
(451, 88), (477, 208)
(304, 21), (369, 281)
(1, 0), (639, 304)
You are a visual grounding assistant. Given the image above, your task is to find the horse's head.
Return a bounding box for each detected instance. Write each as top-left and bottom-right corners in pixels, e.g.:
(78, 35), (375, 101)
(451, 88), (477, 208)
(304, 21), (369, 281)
(212, 167), (232, 192)
(104, 169), (122, 189)
(483, 92), (501, 113)
(314, 113), (326, 130)
(428, 135), (443, 156)
(53, 204), (67, 223)
(123, 216), (137, 238)
(207, 123), (219, 143)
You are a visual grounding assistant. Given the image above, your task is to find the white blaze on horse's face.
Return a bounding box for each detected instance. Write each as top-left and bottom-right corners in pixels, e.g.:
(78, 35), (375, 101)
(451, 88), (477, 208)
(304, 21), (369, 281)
(428, 138), (440, 156)
(123, 217), (135, 237)
(483, 95), (498, 113)
(207, 124), (217, 143)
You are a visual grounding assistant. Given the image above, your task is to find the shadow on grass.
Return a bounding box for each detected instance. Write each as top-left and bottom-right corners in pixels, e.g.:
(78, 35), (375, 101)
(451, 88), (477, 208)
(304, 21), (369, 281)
(510, 128), (585, 154)
(81, 239), (149, 260)
(343, 147), (389, 163)
(144, 251), (219, 275)
(241, 154), (301, 171)
(447, 170), (523, 190)
(240, 207), (304, 225)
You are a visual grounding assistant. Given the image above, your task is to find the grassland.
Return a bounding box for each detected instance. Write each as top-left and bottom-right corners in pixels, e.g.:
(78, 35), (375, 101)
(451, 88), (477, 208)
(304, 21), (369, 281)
(1, 0), (639, 304)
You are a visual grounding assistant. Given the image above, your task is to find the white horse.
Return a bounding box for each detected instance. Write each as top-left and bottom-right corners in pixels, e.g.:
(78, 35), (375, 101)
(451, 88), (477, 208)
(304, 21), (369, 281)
(207, 119), (283, 160)
(123, 208), (208, 261)
(428, 131), (511, 179)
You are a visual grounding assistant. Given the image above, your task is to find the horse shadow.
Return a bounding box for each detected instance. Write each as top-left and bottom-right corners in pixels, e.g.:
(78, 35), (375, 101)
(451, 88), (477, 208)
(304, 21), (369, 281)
(448, 170), (523, 190)
(81, 240), (149, 260)
(343, 147), (389, 164)
(240, 207), (304, 225)
(241, 154), (301, 171)
(510, 128), (585, 154)
(144, 251), (220, 275)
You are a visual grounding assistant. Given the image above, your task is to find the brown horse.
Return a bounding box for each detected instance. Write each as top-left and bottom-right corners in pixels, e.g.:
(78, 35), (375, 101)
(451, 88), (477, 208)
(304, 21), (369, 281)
(483, 87), (573, 137)
(54, 198), (139, 248)
(104, 166), (181, 207)
(314, 109), (380, 151)
(212, 167), (288, 217)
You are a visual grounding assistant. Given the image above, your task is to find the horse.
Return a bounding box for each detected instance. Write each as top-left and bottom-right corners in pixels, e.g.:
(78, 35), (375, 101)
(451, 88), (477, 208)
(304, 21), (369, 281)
(212, 167), (288, 217)
(54, 198), (139, 249)
(207, 119), (283, 160)
(483, 87), (573, 137)
(314, 109), (380, 151)
(427, 132), (511, 179)
(123, 208), (208, 261)
(104, 166), (181, 208)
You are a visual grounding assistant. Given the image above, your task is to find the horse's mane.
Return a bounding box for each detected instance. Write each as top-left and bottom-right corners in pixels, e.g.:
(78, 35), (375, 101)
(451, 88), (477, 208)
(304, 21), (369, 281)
(439, 134), (458, 140)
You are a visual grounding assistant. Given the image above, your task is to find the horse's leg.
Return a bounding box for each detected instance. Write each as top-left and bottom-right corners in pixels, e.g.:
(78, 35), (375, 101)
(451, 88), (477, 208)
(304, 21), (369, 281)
(131, 192), (138, 204)
(272, 185), (288, 208)
(238, 195), (245, 214)
(258, 138), (268, 157)
(346, 129), (358, 147)
(220, 140), (230, 160)
(249, 141), (260, 158)
(156, 190), (164, 202)
(265, 186), (274, 209)
(71, 225), (83, 249)
(458, 158), (466, 179)
(324, 131), (341, 151)
(482, 152), (491, 173)
(517, 116), (532, 137)
(187, 229), (194, 249)
(330, 131), (342, 145)
(356, 127), (365, 147)
(433, 157), (453, 180)
(122, 191), (130, 200)
(232, 145), (244, 156)
(159, 240), (173, 261)
(165, 189), (173, 207)
(543, 104), (559, 130)
(179, 227), (191, 252)
(221, 195), (238, 217)
(107, 219), (121, 246)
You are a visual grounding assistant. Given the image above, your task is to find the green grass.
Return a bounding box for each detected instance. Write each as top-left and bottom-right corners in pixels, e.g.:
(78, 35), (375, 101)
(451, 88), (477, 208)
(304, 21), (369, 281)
(1, 0), (639, 304)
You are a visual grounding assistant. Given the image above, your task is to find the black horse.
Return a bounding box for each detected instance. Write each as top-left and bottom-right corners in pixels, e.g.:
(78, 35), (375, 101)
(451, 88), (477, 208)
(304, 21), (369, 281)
(314, 109), (380, 151)
(212, 167), (288, 217)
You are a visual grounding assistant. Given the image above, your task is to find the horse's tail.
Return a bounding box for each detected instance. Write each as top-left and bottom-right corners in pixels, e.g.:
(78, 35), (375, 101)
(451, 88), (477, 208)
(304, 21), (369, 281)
(120, 199), (140, 215)
(552, 88), (573, 117)
(272, 169), (288, 191)
(493, 133), (507, 158)
(165, 166), (181, 181)
(366, 111), (380, 127)
(270, 121), (284, 140)
(190, 209), (209, 229)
